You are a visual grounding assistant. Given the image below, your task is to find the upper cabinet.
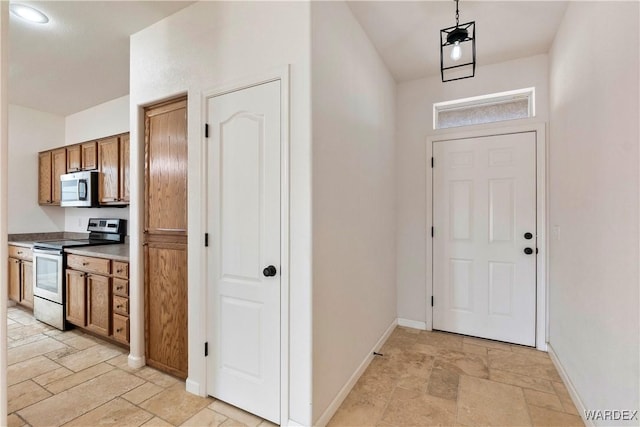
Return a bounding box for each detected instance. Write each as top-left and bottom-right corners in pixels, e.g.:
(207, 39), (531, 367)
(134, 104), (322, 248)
(38, 132), (129, 207)
(98, 135), (128, 205)
(81, 141), (98, 171)
(39, 148), (65, 205)
(67, 145), (81, 172)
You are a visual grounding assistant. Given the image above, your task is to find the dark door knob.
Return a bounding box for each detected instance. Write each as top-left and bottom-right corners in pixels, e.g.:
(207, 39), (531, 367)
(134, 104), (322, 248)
(524, 247), (534, 255)
(263, 265), (277, 277)
(524, 232), (533, 240)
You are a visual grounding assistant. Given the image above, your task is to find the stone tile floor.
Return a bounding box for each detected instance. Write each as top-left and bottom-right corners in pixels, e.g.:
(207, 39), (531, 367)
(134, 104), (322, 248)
(7, 305), (584, 427)
(328, 326), (584, 426)
(6, 306), (274, 427)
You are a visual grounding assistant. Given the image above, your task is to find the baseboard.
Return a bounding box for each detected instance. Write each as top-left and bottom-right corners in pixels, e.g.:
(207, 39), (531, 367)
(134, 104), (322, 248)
(185, 378), (204, 396)
(127, 354), (145, 369)
(397, 317), (427, 330)
(285, 420), (306, 427)
(547, 343), (592, 427)
(314, 318), (398, 427)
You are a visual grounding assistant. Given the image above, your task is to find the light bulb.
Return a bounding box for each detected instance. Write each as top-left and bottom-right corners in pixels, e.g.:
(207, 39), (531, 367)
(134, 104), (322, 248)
(450, 41), (462, 61)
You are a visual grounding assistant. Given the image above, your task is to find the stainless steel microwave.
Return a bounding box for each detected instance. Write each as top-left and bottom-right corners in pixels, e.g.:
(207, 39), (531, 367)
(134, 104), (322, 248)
(60, 171), (99, 207)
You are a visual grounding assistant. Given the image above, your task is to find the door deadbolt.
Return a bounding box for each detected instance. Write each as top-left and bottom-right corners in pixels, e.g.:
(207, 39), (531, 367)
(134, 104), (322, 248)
(524, 232), (533, 240)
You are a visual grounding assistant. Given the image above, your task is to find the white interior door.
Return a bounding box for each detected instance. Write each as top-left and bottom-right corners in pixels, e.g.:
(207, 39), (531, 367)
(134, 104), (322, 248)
(433, 132), (537, 346)
(206, 80), (281, 423)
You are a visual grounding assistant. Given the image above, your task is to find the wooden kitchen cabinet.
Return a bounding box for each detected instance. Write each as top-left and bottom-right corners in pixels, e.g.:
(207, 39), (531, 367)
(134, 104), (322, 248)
(38, 151), (53, 204)
(81, 141), (98, 170)
(66, 253), (129, 345)
(66, 269), (87, 326)
(8, 245), (33, 309)
(119, 134), (130, 203)
(144, 97), (188, 379)
(8, 258), (21, 302)
(21, 261), (33, 309)
(86, 274), (111, 336)
(51, 148), (66, 204)
(98, 134), (129, 205)
(66, 145), (81, 172)
(39, 148), (66, 205)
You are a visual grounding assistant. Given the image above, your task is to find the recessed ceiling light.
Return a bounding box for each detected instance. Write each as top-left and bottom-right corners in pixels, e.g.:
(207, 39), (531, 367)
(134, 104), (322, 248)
(10, 3), (50, 24)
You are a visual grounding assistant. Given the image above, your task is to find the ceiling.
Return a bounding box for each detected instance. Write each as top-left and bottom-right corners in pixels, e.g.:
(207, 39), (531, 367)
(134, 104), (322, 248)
(9, 1), (568, 116)
(347, 1), (568, 82)
(9, 1), (194, 116)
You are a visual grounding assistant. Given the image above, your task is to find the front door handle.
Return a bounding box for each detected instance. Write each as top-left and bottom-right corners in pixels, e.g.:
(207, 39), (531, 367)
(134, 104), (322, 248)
(524, 247), (534, 255)
(263, 265), (277, 277)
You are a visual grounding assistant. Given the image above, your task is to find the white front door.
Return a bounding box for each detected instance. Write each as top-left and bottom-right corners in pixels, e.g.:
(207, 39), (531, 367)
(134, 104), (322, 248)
(206, 80), (281, 423)
(433, 131), (537, 346)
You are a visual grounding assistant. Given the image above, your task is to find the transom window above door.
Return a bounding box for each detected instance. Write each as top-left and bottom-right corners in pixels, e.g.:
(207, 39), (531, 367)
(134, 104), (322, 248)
(434, 87), (535, 130)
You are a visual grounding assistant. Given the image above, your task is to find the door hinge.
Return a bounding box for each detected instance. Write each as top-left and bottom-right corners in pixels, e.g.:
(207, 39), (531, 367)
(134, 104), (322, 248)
(204, 342), (209, 357)
(204, 233), (209, 247)
(205, 123), (209, 138)
(431, 157), (434, 168)
(431, 296), (434, 307)
(431, 226), (434, 237)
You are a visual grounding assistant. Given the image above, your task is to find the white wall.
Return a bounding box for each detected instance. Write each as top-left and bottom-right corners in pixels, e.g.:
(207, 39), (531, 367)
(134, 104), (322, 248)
(548, 2), (639, 422)
(130, 2), (312, 424)
(311, 2), (397, 423)
(8, 105), (65, 233)
(63, 95), (130, 233)
(396, 54), (550, 324)
(65, 95), (129, 145)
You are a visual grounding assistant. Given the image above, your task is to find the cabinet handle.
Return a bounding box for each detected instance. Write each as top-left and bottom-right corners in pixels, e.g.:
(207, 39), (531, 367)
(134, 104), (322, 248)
(79, 273), (85, 278)
(17, 251), (22, 255)
(116, 305), (122, 309)
(116, 328), (123, 333)
(116, 286), (123, 290)
(116, 269), (123, 273)
(82, 262), (88, 266)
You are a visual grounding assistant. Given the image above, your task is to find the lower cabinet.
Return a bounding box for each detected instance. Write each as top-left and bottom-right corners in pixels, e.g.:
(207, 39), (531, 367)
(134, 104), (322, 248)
(86, 274), (111, 336)
(66, 269), (87, 327)
(65, 254), (129, 346)
(8, 245), (34, 309)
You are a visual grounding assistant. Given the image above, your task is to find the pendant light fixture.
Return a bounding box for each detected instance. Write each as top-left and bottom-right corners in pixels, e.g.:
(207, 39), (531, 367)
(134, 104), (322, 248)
(440, 0), (475, 82)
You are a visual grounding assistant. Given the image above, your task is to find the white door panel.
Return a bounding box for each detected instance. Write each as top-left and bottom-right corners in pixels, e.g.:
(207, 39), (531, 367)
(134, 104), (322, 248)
(207, 80), (281, 423)
(433, 132), (536, 346)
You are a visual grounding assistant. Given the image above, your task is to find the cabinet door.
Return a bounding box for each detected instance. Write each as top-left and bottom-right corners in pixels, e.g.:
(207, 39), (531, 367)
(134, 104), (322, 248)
(86, 274), (111, 336)
(8, 258), (21, 302)
(98, 137), (120, 203)
(66, 145), (81, 172)
(119, 134), (130, 203)
(145, 100), (187, 234)
(38, 151), (52, 205)
(21, 261), (33, 309)
(81, 141), (98, 171)
(145, 242), (188, 378)
(51, 148), (67, 204)
(66, 269), (86, 326)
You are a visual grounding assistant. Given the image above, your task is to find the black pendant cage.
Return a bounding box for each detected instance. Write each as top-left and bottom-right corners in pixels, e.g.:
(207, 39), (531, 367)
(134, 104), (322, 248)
(440, 21), (476, 82)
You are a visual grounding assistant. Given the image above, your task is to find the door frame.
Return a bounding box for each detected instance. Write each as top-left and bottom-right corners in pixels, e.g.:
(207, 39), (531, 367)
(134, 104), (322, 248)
(201, 66), (290, 423)
(426, 122), (547, 351)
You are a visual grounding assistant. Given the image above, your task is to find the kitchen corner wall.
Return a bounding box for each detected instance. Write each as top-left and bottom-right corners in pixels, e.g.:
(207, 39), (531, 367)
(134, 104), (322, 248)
(8, 104), (65, 233)
(63, 95), (130, 233)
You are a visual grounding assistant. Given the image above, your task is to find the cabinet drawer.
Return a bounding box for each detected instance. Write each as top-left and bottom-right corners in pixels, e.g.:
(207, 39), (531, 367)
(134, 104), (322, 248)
(113, 295), (129, 315)
(112, 278), (129, 297)
(9, 245), (32, 261)
(113, 261), (129, 279)
(67, 254), (110, 275)
(113, 314), (129, 344)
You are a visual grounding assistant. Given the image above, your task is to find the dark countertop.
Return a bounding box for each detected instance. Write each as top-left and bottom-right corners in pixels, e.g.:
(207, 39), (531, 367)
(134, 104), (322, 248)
(64, 244), (129, 262)
(8, 232), (129, 262)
